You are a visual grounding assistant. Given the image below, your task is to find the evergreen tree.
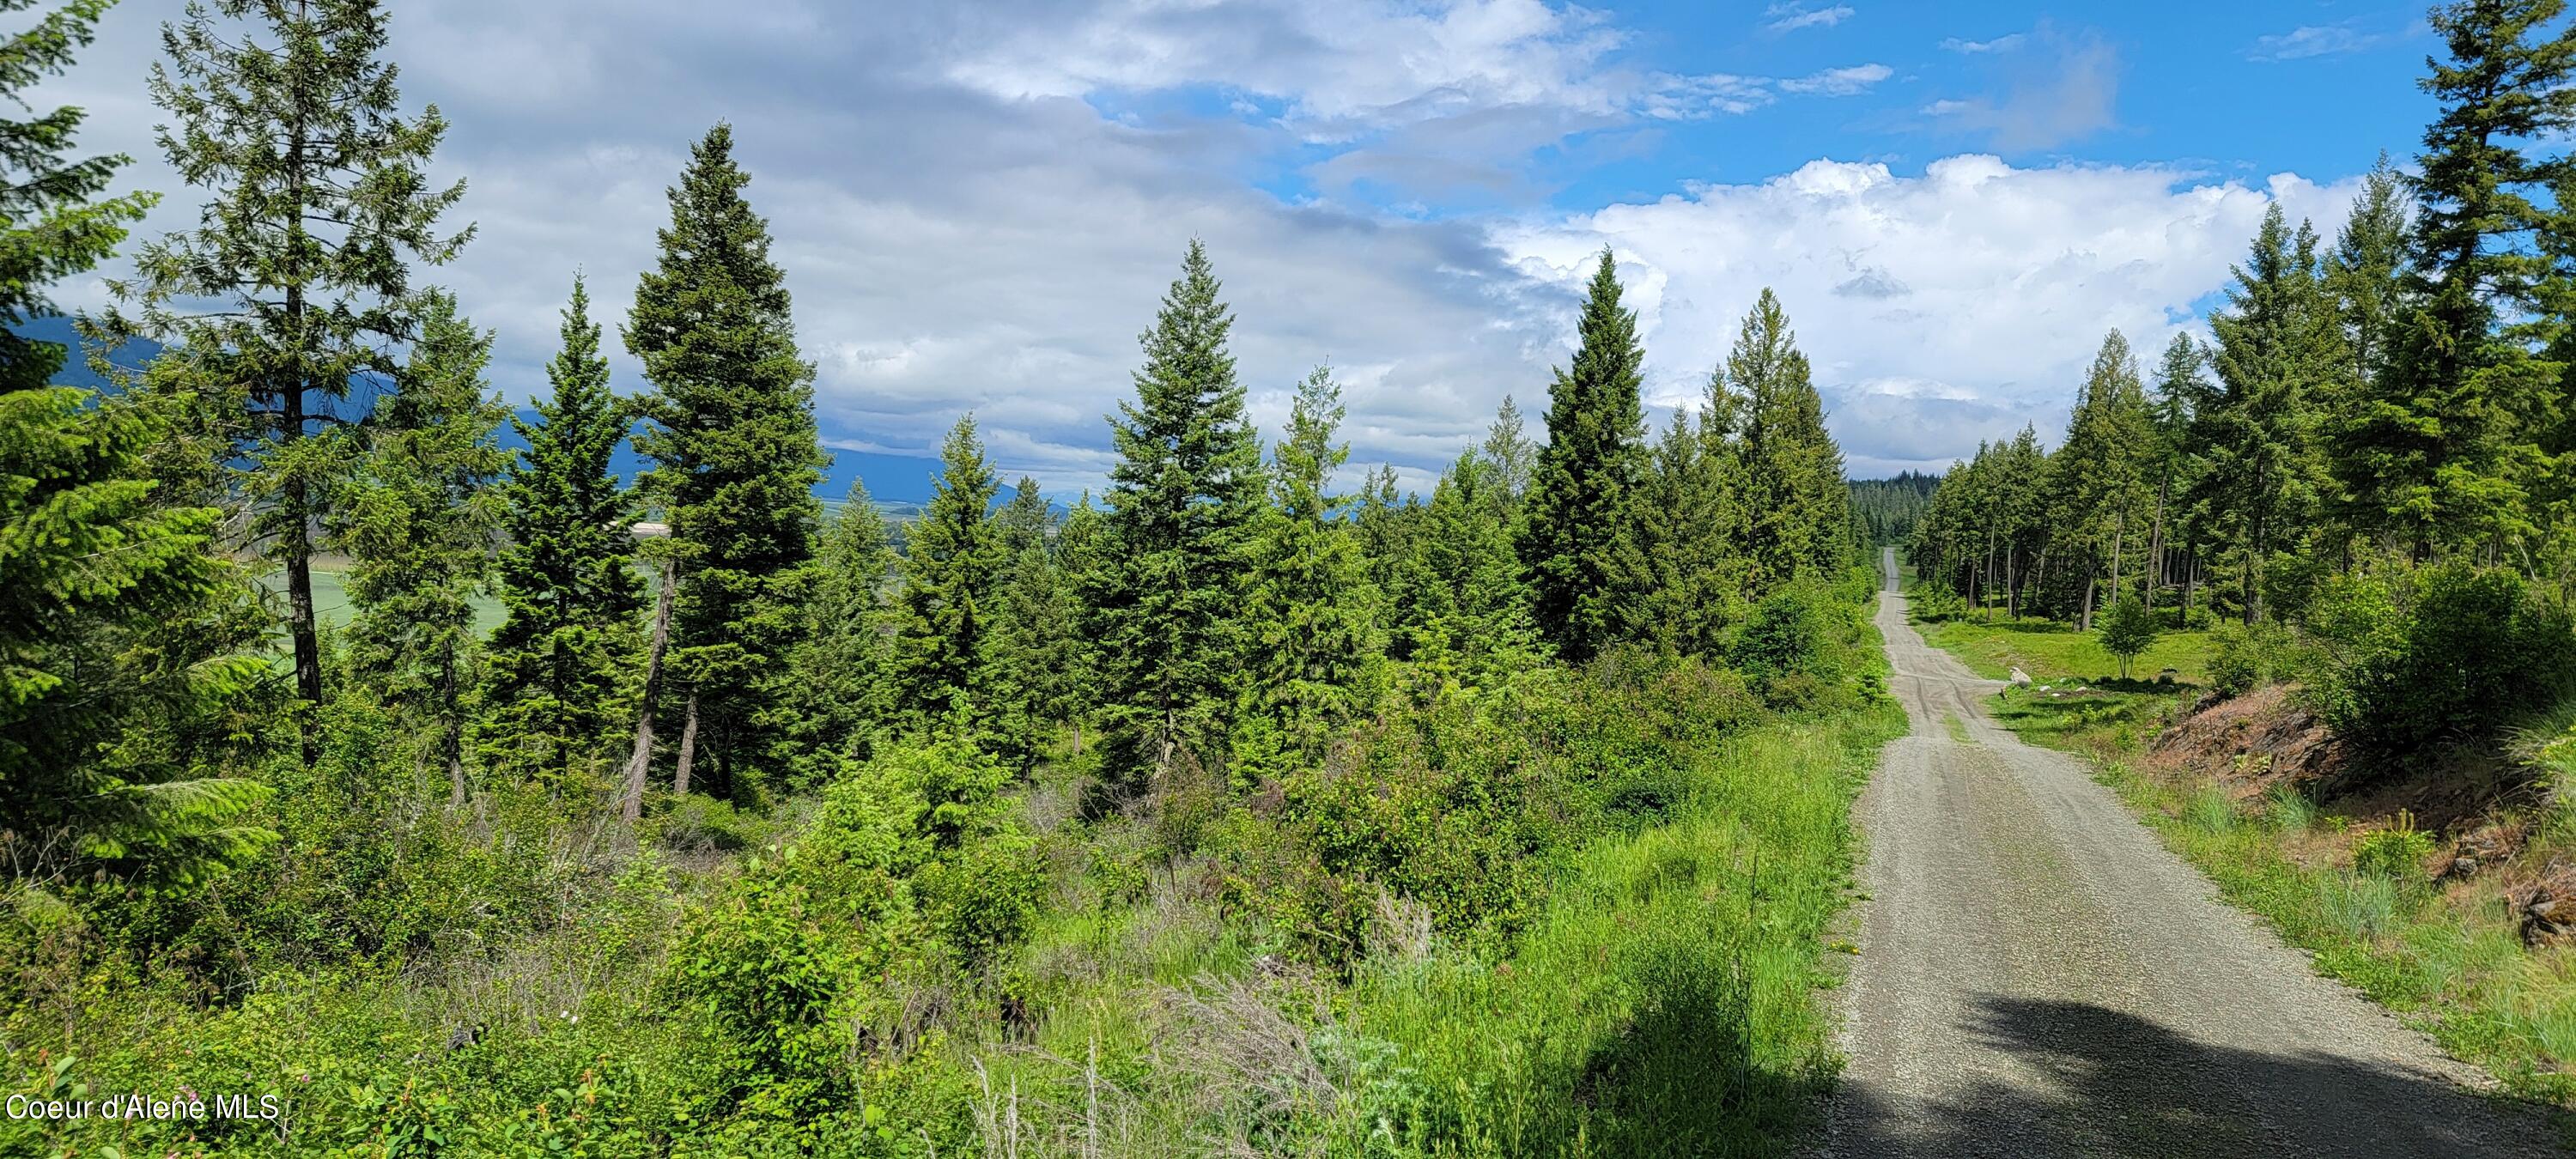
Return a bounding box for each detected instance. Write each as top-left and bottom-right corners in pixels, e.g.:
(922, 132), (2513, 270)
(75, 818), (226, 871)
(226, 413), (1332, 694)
(339, 289), (507, 805)
(2, 0), (271, 885)
(1051, 494), (1111, 753)
(1413, 450), (1548, 691)
(2044, 331), (2158, 627)
(1233, 367), (1374, 780)
(988, 477), (1084, 765)
(480, 277), (643, 787)
(1732, 289), (1850, 587)
(1519, 248), (1648, 662)
(625, 124), (827, 799)
(1480, 393), (1537, 507)
(894, 414), (1002, 731)
(2365, 0), (2576, 553)
(1091, 240), (1263, 782)
(2146, 334), (2210, 613)
(1610, 405), (1743, 657)
(797, 480), (898, 764)
(114, 0), (471, 755)
(2196, 205), (2336, 622)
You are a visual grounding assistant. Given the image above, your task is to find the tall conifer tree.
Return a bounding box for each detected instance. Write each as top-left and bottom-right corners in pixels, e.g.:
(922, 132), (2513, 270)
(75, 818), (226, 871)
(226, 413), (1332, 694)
(117, 0), (470, 755)
(480, 278), (643, 786)
(1233, 367), (1373, 779)
(1091, 241), (1263, 781)
(3, 0), (271, 884)
(1519, 248), (1647, 662)
(339, 290), (507, 805)
(894, 415), (1002, 731)
(626, 124), (826, 798)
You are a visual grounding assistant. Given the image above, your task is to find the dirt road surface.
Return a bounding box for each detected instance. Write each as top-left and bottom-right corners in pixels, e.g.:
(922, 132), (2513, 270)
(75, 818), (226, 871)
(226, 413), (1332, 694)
(1820, 547), (2565, 1157)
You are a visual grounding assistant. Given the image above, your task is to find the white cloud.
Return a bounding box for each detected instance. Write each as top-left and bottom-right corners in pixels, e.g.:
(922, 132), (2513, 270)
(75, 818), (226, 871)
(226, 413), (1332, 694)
(1495, 157), (2365, 474)
(2250, 24), (2380, 63)
(1921, 24), (2119, 150)
(1780, 64), (1893, 96)
(1765, 4), (1855, 33)
(1939, 33), (2025, 54)
(33, 1), (2366, 492)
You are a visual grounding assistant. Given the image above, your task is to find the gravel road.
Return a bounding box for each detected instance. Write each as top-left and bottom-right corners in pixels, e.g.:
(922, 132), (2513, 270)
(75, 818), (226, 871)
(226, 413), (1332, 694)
(1820, 547), (2566, 1157)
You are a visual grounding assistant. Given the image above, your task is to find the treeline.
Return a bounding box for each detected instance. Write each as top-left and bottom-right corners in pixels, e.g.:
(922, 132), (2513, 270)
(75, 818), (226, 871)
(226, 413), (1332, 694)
(1911, 1), (2576, 755)
(2, 0), (1878, 1152)
(1849, 470), (1939, 546)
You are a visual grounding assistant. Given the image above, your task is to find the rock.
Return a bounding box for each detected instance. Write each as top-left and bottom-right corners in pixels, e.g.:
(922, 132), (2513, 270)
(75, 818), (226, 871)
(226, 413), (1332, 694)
(2511, 862), (2576, 944)
(2009, 667), (2031, 687)
(2157, 668), (2178, 685)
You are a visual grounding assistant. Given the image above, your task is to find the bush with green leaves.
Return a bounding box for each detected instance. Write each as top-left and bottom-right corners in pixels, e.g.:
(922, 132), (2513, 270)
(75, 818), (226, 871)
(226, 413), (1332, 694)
(2306, 561), (2576, 754)
(2208, 619), (2303, 697)
(2352, 813), (2434, 880)
(2097, 596), (2160, 678)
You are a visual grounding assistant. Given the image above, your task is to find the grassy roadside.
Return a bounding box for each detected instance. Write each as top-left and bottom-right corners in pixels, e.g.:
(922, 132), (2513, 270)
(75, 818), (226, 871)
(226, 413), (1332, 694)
(1911, 604), (2576, 1113)
(972, 627), (1907, 1156)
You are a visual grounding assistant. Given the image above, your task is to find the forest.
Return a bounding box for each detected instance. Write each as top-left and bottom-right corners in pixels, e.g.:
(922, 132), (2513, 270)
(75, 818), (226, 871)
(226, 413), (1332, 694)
(1905, 57), (2576, 763)
(2, 1), (1886, 1155)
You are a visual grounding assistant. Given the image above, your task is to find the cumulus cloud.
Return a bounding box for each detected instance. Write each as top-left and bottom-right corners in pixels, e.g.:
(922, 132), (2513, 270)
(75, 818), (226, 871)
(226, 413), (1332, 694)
(2250, 23), (2381, 63)
(33, 0), (2362, 492)
(1492, 156), (2364, 474)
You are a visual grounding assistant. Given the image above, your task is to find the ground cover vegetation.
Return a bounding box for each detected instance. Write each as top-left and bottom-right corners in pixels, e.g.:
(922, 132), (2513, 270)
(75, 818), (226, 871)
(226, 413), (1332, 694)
(1904, 0), (2576, 1108)
(0, 2), (1892, 1154)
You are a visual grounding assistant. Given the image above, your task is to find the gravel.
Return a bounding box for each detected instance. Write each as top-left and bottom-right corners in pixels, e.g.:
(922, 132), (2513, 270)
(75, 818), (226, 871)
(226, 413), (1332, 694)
(1819, 549), (2565, 1157)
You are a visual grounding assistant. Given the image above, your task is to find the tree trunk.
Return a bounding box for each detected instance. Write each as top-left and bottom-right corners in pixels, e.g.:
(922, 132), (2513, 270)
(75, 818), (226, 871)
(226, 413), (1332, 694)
(2081, 573), (2097, 633)
(441, 645), (465, 809)
(672, 689), (701, 798)
(2145, 475), (2169, 614)
(283, 102), (320, 766)
(2108, 507), (2126, 611)
(618, 556), (676, 822)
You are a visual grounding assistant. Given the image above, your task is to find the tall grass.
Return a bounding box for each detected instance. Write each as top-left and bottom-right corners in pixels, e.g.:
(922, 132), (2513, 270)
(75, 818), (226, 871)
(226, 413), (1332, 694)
(966, 706), (1904, 1157)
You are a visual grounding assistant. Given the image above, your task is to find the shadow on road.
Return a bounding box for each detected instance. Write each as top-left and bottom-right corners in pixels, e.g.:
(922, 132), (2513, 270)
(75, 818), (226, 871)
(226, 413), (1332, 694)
(1829, 995), (2567, 1157)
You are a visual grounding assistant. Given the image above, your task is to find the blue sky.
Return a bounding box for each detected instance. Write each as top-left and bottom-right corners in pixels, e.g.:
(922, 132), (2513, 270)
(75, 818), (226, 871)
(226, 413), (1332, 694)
(41, 1), (2445, 491)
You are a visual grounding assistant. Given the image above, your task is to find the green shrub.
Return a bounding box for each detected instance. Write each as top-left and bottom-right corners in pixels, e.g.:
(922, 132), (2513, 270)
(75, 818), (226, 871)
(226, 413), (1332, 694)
(2307, 561), (2576, 753)
(2352, 812), (2434, 880)
(653, 792), (774, 852)
(2318, 871), (2402, 943)
(2097, 597), (2160, 679)
(2208, 619), (2301, 696)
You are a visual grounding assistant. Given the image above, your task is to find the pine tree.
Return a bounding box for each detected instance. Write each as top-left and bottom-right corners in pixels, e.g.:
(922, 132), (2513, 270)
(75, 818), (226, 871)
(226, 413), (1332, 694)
(2044, 331), (2158, 628)
(2146, 334), (2209, 612)
(1480, 393), (1537, 507)
(2366, 0), (2576, 554)
(1233, 366), (1374, 780)
(2, 0), (271, 885)
(2197, 205), (2337, 622)
(1610, 406), (1743, 657)
(988, 477), (1084, 764)
(339, 289), (507, 805)
(1091, 240), (1263, 782)
(894, 414), (1002, 731)
(1413, 451), (1548, 691)
(1732, 289), (1850, 588)
(797, 480), (898, 764)
(1519, 248), (1648, 662)
(113, 0), (471, 756)
(1052, 494), (1111, 754)
(625, 124), (827, 800)
(480, 278), (644, 787)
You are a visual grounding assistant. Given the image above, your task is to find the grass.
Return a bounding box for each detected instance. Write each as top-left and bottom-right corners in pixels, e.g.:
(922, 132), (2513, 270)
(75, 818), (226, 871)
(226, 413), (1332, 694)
(1943, 713), (1972, 744)
(972, 689), (1910, 1156)
(1910, 604), (2576, 1120)
(257, 557), (512, 635)
(1916, 611), (2215, 687)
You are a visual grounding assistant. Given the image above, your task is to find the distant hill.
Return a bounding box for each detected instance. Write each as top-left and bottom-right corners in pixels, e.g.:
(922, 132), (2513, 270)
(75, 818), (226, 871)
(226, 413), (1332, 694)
(15, 314), (965, 517)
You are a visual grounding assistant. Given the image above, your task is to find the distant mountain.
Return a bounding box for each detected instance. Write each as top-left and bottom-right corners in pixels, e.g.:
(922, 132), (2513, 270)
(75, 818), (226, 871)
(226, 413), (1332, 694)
(18, 315), (1012, 518)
